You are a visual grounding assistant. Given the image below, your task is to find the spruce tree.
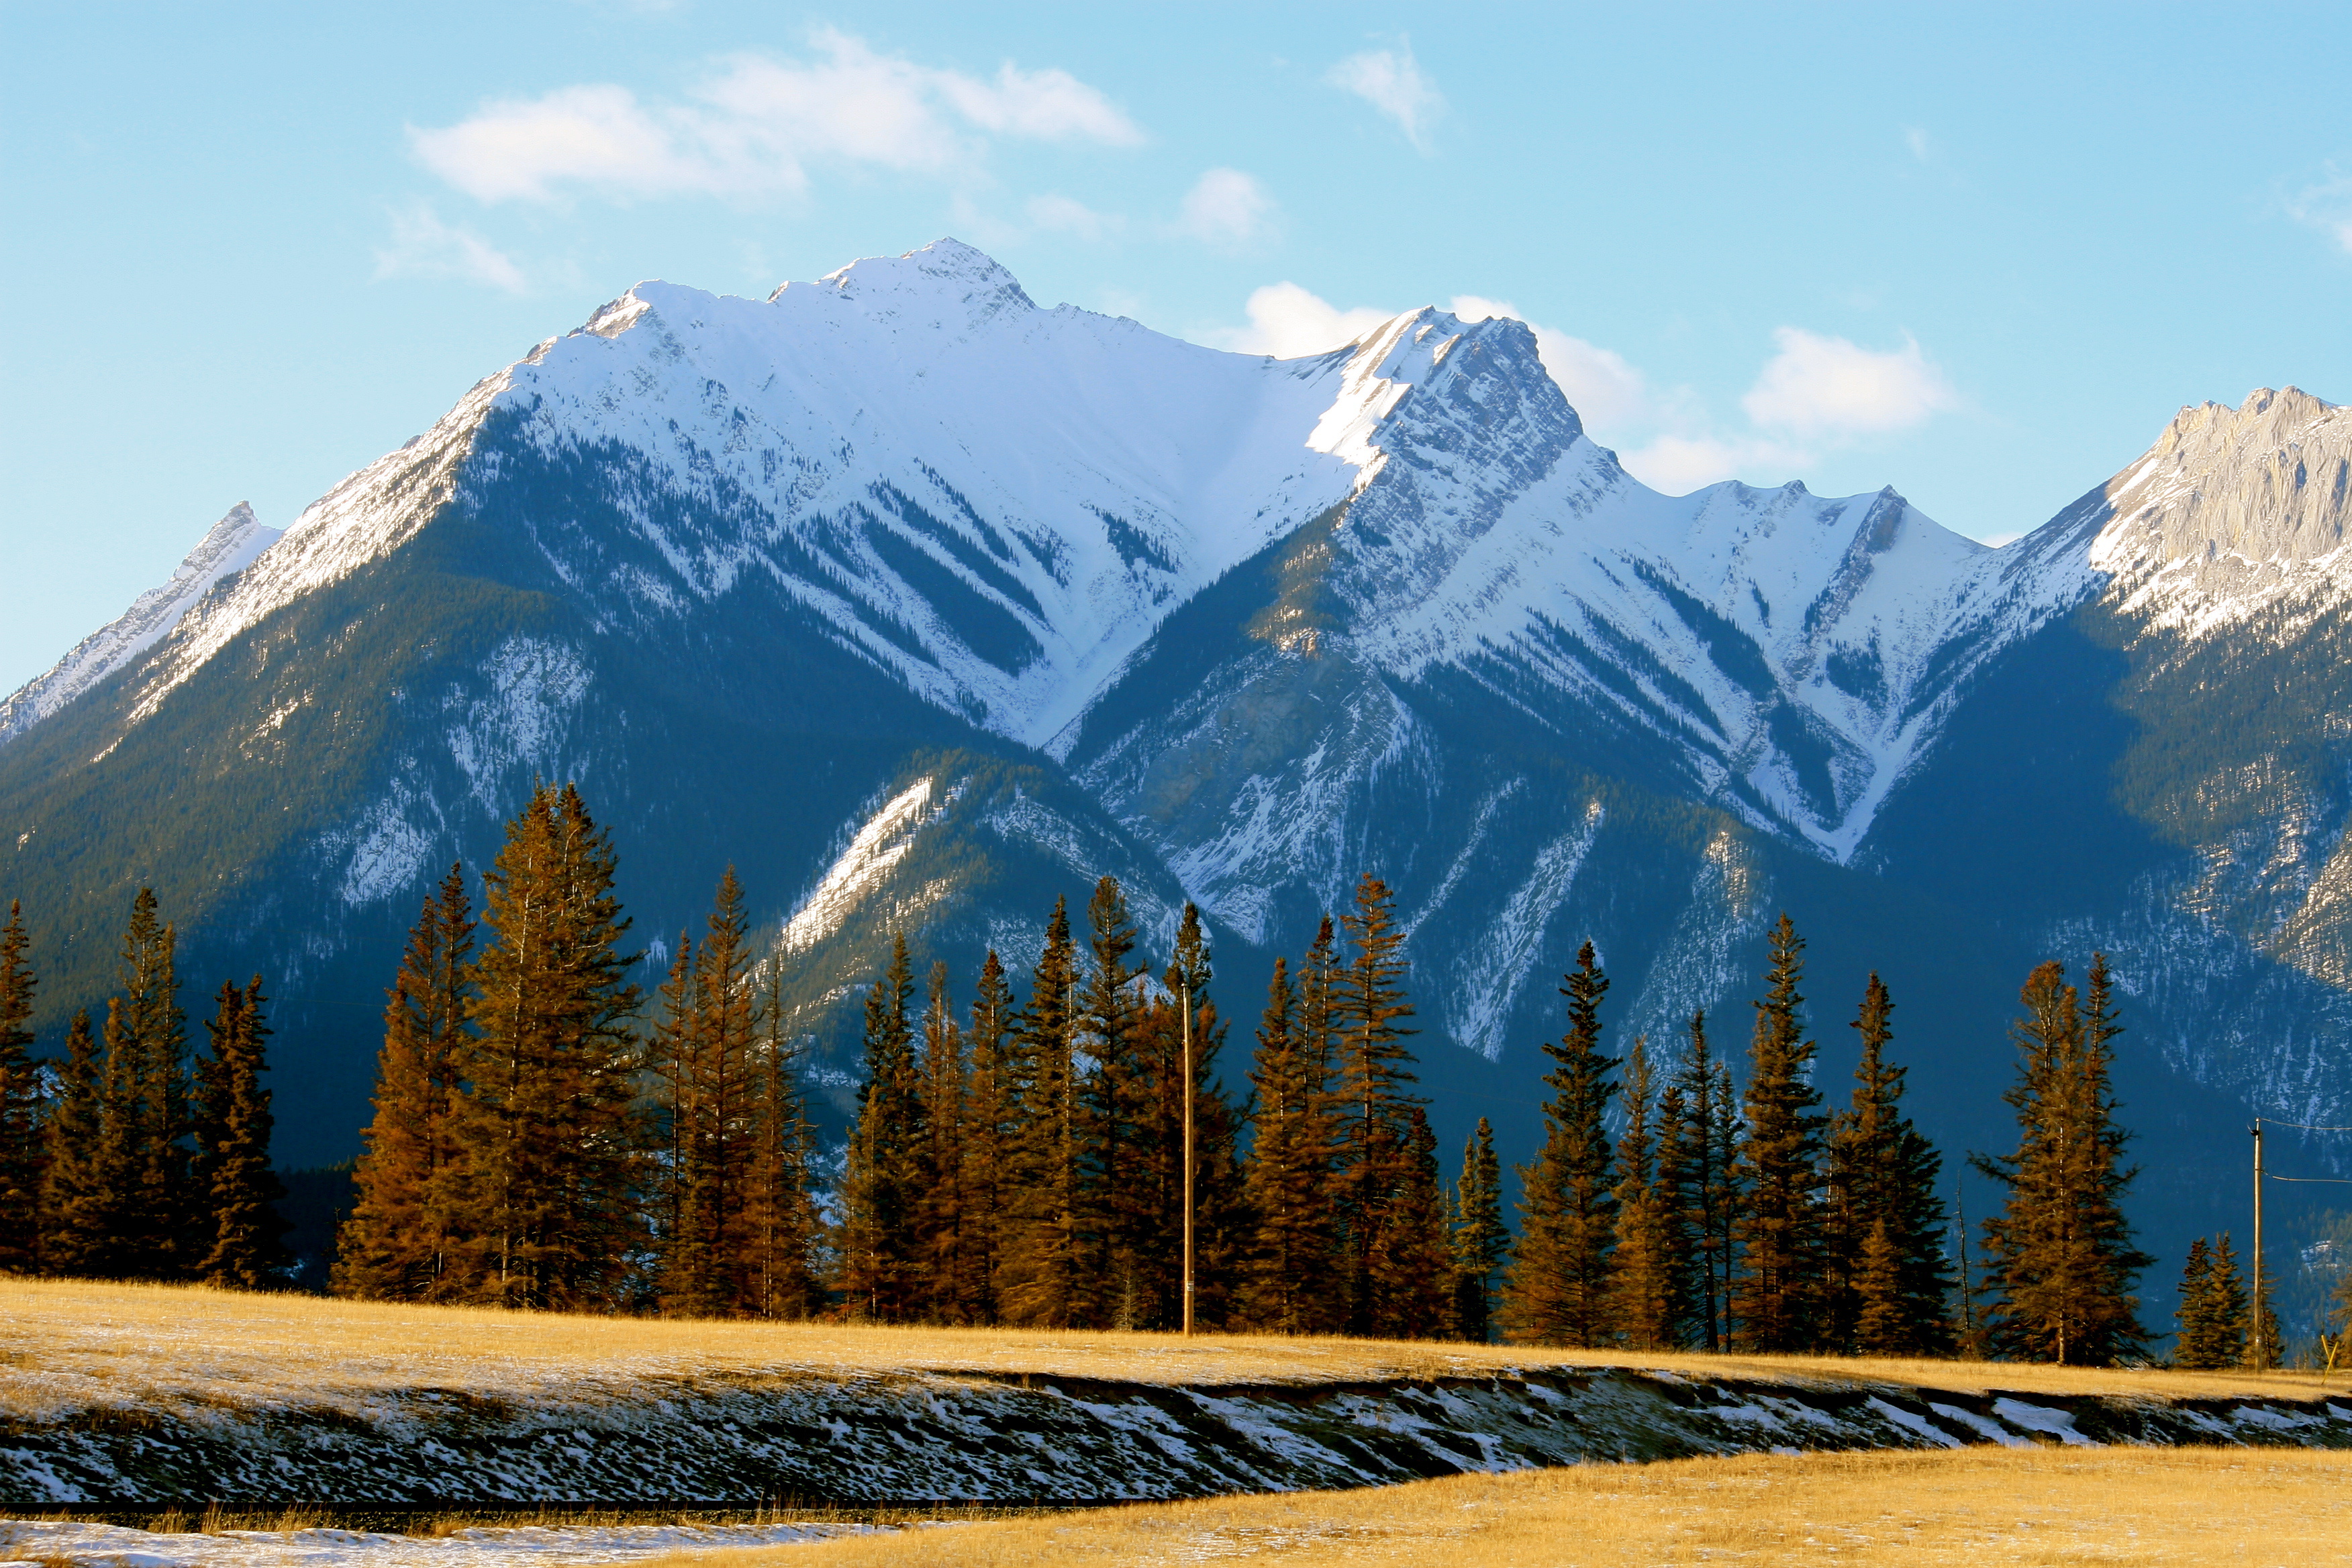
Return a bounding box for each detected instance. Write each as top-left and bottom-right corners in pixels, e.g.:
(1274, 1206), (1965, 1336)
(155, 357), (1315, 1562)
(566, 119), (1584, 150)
(744, 933), (822, 1318)
(840, 931), (922, 1321)
(1159, 904), (1248, 1331)
(0, 901), (42, 1274)
(1082, 875), (1146, 1327)
(1824, 974), (1953, 1355)
(2172, 1236), (2226, 1369)
(1367, 1106), (1453, 1338)
(1504, 939), (1617, 1346)
(1663, 1012), (1739, 1352)
(337, 865), (474, 1301)
(1977, 957), (2151, 1365)
(1609, 1036), (1677, 1350)
(1449, 1117), (1508, 1343)
(1240, 953), (1342, 1333)
(194, 977), (289, 1289)
(654, 869), (761, 1317)
(915, 959), (972, 1321)
(1332, 875), (1425, 1336)
(997, 896), (1079, 1326)
(1852, 1218), (1908, 1356)
(447, 784), (645, 1309)
(77, 890), (191, 1279)
(1730, 913), (1826, 1354)
(40, 1011), (103, 1274)
(956, 949), (1018, 1325)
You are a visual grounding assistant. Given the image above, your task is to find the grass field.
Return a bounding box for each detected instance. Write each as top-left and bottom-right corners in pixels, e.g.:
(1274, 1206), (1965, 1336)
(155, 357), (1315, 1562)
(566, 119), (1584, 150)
(623, 1448), (2352, 1567)
(4, 1277), (2343, 1422)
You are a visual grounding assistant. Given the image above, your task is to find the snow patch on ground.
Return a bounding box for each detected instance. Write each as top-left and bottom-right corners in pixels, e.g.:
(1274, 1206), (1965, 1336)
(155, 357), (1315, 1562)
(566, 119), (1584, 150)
(0, 1520), (871, 1568)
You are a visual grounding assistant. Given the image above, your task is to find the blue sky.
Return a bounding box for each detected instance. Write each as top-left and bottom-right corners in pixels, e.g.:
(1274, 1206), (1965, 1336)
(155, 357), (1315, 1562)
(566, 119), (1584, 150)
(5, 2), (2351, 694)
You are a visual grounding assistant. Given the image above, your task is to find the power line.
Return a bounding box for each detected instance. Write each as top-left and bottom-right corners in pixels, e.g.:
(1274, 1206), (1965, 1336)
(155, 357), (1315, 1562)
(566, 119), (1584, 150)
(2255, 1115), (2352, 1132)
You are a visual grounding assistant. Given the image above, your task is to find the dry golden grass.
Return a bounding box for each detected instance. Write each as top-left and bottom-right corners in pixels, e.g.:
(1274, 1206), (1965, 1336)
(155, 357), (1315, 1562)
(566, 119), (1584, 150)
(3, 1275), (2341, 1424)
(628, 1448), (2352, 1567)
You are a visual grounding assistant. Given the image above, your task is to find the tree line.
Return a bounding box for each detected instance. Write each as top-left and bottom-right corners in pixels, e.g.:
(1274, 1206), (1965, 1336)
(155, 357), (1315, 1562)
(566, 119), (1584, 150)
(0, 780), (2322, 1364)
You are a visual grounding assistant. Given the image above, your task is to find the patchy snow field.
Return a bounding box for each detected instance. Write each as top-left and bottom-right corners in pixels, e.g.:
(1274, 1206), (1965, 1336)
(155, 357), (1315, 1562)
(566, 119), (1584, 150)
(0, 1518), (873, 1568)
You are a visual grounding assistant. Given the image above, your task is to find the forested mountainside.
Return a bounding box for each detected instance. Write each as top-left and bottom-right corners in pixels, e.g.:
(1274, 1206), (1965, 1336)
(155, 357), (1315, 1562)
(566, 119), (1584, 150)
(3, 241), (2347, 1307)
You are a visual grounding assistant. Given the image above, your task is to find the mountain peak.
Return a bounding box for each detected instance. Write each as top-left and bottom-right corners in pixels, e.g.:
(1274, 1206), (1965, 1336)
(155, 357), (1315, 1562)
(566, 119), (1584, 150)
(787, 238), (1035, 332)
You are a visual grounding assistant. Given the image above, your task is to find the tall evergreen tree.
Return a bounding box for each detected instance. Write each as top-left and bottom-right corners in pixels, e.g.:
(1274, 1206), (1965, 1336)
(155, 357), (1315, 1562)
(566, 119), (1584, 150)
(744, 933), (822, 1318)
(1449, 1117), (1508, 1343)
(956, 949), (1018, 1325)
(1082, 875), (1147, 1328)
(1241, 950), (1342, 1333)
(1609, 1036), (1677, 1350)
(337, 866), (475, 1300)
(2173, 1235), (2233, 1369)
(1730, 913), (1826, 1353)
(654, 869), (762, 1316)
(1155, 904), (1249, 1330)
(1504, 939), (1618, 1346)
(0, 901), (42, 1274)
(1332, 875), (1426, 1336)
(78, 889), (191, 1279)
(840, 932), (922, 1321)
(997, 897), (1080, 1326)
(193, 977), (289, 1289)
(1367, 1106), (1453, 1338)
(447, 784), (645, 1309)
(1663, 1012), (1739, 1352)
(1976, 957), (2151, 1365)
(1824, 974), (1953, 1355)
(38, 1011), (104, 1273)
(915, 959), (973, 1321)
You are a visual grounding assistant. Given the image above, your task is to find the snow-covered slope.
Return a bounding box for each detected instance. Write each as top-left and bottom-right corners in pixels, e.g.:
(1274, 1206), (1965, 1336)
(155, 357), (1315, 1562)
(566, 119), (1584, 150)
(0, 502), (280, 746)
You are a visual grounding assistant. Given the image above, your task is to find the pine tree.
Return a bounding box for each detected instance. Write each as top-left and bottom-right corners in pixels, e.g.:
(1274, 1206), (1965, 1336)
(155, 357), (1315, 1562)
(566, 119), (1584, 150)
(78, 889), (192, 1279)
(915, 959), (972, 1321)
(1081, 875), (1148, 1328)
(1824, 974), (1953, 1355)
(2172, 1236), (2226, 1369)
(956, 949), (1018, 1325)
(1609, 1036), (1677, 1350)
(744, 932), (822, 1318)
(997, 897), (1080, 1326)
(1504, 939), (1617, 1346)
(1241, 952), (1342, 1333)
(0, 901), (42, 1274)
(193, 977), (289, 1289)
(654, 869), (761, 1317)
(40, 1011), (104, 1273)
(1730, 913), (1826, 1353)
(337, 866), (475, 1300)
(840, 931), (922, 1321)
(1332, 875), (1426, 1336)
(1449, 1117), (1508, 1343)
(1977, 957), (2151, 1365)
(1157, 904), (1248, 1331)
(1367, 1106), (1453, 1338)
(446, 784), (646, 1309)
(1663, 1012), (1739, 1352)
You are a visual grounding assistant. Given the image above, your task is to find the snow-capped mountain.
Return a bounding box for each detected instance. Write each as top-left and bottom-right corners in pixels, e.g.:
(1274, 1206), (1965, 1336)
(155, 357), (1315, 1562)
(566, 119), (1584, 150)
(0, 502), (280, 746)
(1, 242), (2345, 1275)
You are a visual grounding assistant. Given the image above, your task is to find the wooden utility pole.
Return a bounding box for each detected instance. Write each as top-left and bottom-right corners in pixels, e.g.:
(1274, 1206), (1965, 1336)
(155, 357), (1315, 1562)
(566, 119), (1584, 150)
(1181, 977), (1195, 1337)
(2253, 1118), (2267, 1371)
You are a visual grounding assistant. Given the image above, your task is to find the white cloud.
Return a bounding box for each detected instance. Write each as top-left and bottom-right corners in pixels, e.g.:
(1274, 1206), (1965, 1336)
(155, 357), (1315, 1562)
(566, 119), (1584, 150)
(1026, 193), (1120, 242)
(371, 203), (526, 291)
(2286, 166), (2352, 256)
(1741, 327), (1957, 439)
(1214, 281), (1392, 357)
(409, 31), (1141, 204)
(1179, 168), (1276, 249)
(1904, 126), (1930, 162)
(1327, 44), (1444, 152)
(1616, 433), (1816, 496)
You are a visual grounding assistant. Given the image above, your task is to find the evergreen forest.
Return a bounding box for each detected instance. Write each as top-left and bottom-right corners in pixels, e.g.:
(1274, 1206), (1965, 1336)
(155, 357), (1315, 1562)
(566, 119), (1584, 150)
(0, 780), (2329, 1366)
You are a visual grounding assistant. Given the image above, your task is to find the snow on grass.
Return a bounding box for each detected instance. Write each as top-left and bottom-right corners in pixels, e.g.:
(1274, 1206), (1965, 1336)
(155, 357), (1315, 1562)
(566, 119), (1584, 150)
(0, 1520), (874, 1568)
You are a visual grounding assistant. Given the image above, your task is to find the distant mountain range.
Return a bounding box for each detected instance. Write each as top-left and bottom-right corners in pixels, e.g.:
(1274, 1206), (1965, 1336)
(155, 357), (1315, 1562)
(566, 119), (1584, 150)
(6, 240), (2349, 1325)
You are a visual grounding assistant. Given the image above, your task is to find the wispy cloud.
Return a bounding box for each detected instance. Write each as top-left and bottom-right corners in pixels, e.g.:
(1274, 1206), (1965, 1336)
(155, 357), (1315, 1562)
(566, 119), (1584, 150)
(1740, 327), (1957, 440)
(1327, 43), (1443, 152)
(409, 30), (1142, 204)
(371, 202), (526, 291)
(1904, 126), (1930, 162)
(1179, 168), (1276, 249)
(1026, 193), (1122, 242)
(2286, 164), (2352, 256)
